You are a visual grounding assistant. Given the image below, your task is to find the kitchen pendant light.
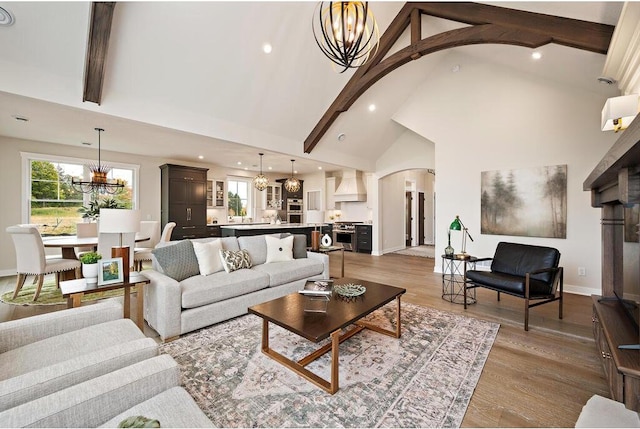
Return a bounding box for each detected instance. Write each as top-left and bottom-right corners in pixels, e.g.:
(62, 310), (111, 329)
(284, 159), (301, 193)
(253, 153), (269, 191)
(71, 128), (124, 194)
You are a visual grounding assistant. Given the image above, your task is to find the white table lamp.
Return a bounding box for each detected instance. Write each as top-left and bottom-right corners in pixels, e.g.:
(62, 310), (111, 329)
(99, 208), (140, 280)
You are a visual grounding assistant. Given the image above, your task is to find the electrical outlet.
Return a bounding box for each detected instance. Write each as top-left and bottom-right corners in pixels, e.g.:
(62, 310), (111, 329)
(578, 267), (586, 276)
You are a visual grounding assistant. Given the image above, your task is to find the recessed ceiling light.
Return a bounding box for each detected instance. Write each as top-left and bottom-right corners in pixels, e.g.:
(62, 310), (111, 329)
(0, 6), (15, 26)
(237, 161), (242, 165)
(318, 166), (322, 170)
(263, 43), (272, 54)
(337, 133), (346, 141)
(452, 64), (461, 73)
(12, 115), (29, 122)
(294, 170), (298, 174)
(198, 155), (204, 160)
(244, 167), (248, 170)
(531, 51), (542, 60)
(268, 166), (273, 170)
(368, 104), (376, 112)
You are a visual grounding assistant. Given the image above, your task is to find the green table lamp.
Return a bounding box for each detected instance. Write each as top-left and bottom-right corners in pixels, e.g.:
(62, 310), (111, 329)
(450, 215), (474, 256)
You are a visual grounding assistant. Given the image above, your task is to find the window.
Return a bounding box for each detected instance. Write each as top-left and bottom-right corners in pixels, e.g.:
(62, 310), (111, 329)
(22, 153), (138, 236)
(227, 178), (251, 218)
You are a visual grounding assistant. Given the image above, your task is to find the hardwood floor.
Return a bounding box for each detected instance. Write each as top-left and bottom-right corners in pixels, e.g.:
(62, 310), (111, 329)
(0, 251), (609, 427)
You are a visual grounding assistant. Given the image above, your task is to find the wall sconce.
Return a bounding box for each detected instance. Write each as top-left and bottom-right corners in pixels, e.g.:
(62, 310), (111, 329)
(601, 94), (639, 132)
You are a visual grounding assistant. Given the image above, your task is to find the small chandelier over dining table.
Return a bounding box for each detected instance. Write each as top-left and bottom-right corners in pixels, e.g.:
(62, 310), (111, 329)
(312, 1), (379, 73)
(284, 159), (301, 193)
(72, 128), (124, 194)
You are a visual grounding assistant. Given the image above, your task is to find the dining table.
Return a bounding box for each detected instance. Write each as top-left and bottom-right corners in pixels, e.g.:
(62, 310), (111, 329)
(43, 235), (150, 260)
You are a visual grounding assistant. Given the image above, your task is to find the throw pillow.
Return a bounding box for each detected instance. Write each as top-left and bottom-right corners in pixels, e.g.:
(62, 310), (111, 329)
(118, 415), (160, 428)
(278, 233), (307, 259)
(192, 239), (224, 276)
(219, 249), (252, 273)
(151, 240), (200, 282)
(265, 235), (294, 263)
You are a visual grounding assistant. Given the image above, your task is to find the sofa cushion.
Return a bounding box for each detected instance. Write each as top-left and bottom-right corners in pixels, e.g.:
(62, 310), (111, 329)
(278, 233), (307, 259)
(152, 240), (200, 281)
(265, 235), (294, 263)
(180, 269), (269, 308)
(219, 249), (252, 273)
(191, 236), (240, 252)
(251, 258), (324, 287)
(0, 337), (158, 412)
(237, 235), (268, 265)
(466, 270), (554, 297)
(0, 318), (145, 380)
(192, 239), (224, 276)
(99, 387), (214, 428)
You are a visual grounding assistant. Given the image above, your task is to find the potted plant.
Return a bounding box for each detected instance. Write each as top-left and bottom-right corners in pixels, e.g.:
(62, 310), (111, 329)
(79, 197), (121, 221)
(80, 251), (102, 282)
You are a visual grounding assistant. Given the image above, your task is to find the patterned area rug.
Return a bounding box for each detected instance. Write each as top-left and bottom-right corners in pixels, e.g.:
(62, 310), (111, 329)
(0, 281), (133, 306)
(160, 302), (499, 428)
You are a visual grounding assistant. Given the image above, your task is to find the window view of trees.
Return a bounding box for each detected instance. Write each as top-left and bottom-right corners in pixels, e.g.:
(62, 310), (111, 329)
(29, 159), (134, 236)
(227, 179), (249, 218)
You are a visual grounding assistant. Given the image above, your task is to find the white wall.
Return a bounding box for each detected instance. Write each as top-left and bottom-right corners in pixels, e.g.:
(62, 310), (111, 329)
(391, 51), (621, 294)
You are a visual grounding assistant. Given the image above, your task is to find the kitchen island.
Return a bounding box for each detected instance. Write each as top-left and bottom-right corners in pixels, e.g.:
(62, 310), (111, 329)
(221, 223), (323, 243)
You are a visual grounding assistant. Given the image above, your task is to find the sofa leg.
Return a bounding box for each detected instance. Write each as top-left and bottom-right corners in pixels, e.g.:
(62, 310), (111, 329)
(524, 299), (529, 331)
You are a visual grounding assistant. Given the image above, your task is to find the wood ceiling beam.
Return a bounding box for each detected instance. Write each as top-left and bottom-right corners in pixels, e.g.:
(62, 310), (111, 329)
(303, 2), (615, 154)
(83, 2), (116, 105)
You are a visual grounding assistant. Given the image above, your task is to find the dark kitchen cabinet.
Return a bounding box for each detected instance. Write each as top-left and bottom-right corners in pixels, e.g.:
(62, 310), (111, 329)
(355, 224), (372, 254)
(160, 164), (208, 240)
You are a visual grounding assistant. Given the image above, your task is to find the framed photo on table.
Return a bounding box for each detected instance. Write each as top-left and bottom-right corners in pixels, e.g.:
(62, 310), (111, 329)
(98, 257), (123, 285)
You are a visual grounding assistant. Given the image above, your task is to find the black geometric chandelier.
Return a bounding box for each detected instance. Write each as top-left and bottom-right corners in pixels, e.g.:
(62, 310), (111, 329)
(71, 128), (124, 194)
(284, 159), (301, 193)
(253, 153), (269, 191)
(312, 1), (379, 73)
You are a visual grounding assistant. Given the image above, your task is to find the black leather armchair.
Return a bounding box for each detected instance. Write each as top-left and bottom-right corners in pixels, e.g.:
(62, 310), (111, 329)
(464, 242), (563, 331)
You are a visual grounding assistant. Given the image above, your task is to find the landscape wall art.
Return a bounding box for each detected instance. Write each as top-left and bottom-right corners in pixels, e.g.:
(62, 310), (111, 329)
(481, 164), (567, 239)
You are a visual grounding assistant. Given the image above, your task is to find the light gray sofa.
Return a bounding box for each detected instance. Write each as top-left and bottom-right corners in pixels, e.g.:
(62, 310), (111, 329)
(0, 300), (212, 428)
(144, 234), (329, 341)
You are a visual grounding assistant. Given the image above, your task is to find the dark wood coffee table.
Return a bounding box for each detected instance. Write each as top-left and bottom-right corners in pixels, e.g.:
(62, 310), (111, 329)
(248, 278), (406, 394)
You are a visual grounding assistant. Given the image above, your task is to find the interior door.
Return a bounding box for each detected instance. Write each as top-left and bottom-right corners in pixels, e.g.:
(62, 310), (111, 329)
(405, 191), (412, 246)
(418, 192), (425, 245)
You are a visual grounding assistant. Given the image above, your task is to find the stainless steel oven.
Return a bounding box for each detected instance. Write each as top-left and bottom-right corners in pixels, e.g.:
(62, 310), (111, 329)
(287, 213), (303, 224)
(286, 199), (303, 212)
(333, 222), (356, 251)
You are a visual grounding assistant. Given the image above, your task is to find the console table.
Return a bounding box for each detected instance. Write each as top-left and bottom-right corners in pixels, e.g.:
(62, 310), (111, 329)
(584, 112), (640, 411)
(59, 272), (150, 331)
(441, 254), (477, 305)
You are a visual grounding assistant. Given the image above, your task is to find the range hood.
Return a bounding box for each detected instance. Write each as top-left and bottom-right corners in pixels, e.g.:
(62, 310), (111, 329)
(334, 170), (367, 202)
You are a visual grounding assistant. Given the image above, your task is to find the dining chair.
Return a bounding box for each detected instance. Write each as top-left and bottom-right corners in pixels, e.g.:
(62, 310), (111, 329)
(97, 232), (136, 271)
(160, 222), (176, 243)
(6, 225), (81, 301)
(75, 222), (98, 258)
(133, 221), (161, 271)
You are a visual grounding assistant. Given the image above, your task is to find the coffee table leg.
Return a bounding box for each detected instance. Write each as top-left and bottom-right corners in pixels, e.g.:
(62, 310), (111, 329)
(330, 329), (339, 393)
(68, 292), (83, 308)
(356, 295), (402, 339)
(259, 319), (341, 394)
(123, 286), (131, 319)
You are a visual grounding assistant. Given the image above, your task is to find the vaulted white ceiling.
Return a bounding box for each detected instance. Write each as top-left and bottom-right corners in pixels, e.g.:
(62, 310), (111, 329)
(0, 1), (624, 175)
